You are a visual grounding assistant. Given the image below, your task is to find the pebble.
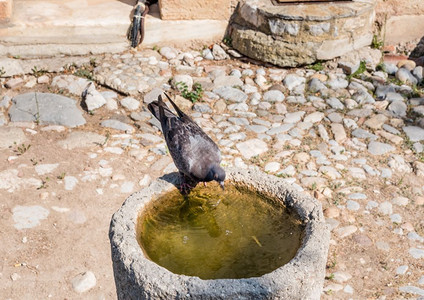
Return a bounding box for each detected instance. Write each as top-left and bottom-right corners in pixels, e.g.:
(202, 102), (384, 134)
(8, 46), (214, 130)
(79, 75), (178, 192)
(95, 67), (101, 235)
(64, 176), (78, 191)
(365, 200), (378, 210)
(71, 271), (97, 293)
(348, 193), (367, 200)
(396, 68), (418, 85)
(5, 77), (24, 89)
(390, 214), (402, 223)
(376, 241), (390, 251)
(304, 112), (324, 123)
(12, 205), (50, 229)
(409, 248), (424, 259)
(399, 286), (424, 296)
(379, 168), (392, 178)
(378, 202), (393, 215)
(11, 273), (21, 281)
(120, 97), (140, 111)
(236, 139), (268, 159)
(139, 174), (151, 187)
(332, 271), (352, 283)
(368, 141), (395, 155)
(403, 126), (424, 142)
(264, 162), (280, 173)
(388, 100), (407, 117)
(120, 181), (134, 193)
(352, 128), (377, 140)
(283, 74), (305, 90)
(35, 163), (59, 175)
(263, 90), (285, 102)
(346, 200), (360, 211)
(82, 83), (106, 111)
(101, 120), (134, 133)
(212, 44), (228, 60)
(326, 97), (344, 110)
(396, 265), (408, 275)
(323, 283), (343, 293)
(335, 225), (357, 238)
(344, 285), (354, 294)
(213, 87), (248, 103)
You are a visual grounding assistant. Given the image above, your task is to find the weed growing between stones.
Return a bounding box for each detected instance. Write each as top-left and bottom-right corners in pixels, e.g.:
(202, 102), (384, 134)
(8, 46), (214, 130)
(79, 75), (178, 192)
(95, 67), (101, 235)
(371, 34), (384, 50)
(307, 61), (324, 72)
(31, 66), (48, 78)
(176, 82), (203, 103)
(13, 142), (31, 155)
(347, 61), (367, 80)
(37, 177), (49, 190)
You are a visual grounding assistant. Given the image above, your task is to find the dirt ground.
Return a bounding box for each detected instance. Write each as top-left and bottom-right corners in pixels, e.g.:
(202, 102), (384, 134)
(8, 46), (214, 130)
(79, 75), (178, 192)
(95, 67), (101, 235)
(1, 43), (424, 299)
(0, 81), (169, 300)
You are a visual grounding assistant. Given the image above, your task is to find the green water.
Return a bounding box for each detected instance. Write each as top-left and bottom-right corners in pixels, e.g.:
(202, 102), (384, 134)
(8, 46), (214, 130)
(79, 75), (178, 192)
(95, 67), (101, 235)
(137, 183), (304, 280)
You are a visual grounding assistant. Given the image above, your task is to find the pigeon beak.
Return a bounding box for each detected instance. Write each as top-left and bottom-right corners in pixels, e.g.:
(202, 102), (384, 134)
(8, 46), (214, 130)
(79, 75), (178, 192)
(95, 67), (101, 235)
(219, 181), (225, 190)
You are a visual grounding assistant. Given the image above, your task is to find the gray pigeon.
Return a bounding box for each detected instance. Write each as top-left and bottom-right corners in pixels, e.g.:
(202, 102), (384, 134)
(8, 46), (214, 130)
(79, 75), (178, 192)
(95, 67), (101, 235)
(148, 93), (225, 194)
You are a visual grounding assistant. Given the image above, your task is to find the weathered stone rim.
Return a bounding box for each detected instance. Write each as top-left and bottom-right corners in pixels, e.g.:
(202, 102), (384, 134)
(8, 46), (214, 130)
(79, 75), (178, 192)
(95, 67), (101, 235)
(109, 168), (330, 299)
(244, 0), (375, 22)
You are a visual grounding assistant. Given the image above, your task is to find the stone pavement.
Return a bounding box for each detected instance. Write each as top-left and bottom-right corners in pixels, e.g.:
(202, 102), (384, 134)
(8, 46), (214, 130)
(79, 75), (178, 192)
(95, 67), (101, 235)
(1, 44), (424, 299)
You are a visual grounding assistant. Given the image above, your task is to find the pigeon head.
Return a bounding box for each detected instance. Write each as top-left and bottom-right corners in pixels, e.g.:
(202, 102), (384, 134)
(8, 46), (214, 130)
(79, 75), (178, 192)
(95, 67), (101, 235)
(205, 164), (226, 190)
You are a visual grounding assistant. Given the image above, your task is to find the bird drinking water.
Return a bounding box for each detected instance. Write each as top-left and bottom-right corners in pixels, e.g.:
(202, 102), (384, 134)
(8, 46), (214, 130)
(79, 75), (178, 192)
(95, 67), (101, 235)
(148, 93), (226, 194)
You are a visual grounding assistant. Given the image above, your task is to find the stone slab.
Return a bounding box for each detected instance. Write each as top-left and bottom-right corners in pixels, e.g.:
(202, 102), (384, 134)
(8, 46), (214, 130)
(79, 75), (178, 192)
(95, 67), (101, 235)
(9, 93), (86, 127)
(57, 132), (106, 150)
(385, 15), (424, 45)
(0, 2), (227, 58)
(0, 127), (27, 150)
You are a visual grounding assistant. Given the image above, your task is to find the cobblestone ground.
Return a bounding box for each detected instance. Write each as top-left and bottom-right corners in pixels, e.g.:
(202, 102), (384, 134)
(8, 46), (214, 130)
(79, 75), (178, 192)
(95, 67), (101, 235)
(1, 44), (424, 299)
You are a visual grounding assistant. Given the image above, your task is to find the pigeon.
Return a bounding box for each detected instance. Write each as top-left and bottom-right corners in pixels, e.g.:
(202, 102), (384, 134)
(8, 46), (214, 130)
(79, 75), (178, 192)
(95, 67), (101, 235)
(148, 93), (225, 194)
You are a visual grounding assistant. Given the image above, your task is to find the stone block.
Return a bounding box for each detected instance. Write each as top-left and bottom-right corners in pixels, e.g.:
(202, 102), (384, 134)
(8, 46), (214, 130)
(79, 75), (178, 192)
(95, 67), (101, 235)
(159, 0), (231, 20)
(385, 15), (424, 45)
(0, 0), (12, 22)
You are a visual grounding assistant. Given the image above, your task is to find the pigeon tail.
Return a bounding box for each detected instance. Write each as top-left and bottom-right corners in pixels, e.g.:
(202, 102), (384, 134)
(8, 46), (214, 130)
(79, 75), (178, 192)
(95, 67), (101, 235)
(147, 95), (176, 121)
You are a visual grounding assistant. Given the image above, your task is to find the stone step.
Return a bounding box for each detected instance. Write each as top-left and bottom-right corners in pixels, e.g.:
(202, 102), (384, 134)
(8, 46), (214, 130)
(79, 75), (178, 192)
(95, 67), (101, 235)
(0, 0), (227, 58)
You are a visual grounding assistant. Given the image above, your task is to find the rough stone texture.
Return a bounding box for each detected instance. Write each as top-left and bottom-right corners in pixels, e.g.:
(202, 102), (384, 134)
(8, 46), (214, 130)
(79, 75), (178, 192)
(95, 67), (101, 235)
(109, 169), (330, 300)
(12, 205), (49, 230)
(403, 126), (424, 142)
(158, 0), (231, 20)
(82, 82), (106, 111)
(71, 271), (97, 293)
(229, 0), (375, 67)
(236, 138), (268, 159)
(9, 93), (86, 127)
(0, 0), (12, 22)
(0, 127), (27, 150)
(57, 132), (105, 150)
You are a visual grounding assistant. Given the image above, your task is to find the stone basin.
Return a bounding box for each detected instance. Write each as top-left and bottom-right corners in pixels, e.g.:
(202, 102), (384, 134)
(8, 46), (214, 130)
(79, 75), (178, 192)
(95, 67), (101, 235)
(229, 0), (375, 67)
(109, 168), (330, 299)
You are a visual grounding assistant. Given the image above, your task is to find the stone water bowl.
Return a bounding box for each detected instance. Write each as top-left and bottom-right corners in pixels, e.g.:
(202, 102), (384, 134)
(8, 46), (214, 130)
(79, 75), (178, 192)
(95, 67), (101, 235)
(109, 168), (330, 299)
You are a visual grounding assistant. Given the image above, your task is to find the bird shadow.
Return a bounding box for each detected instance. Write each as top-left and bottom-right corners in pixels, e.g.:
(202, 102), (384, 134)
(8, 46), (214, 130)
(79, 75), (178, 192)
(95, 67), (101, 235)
(159, 172), (181, 188)
(159, 172), (197, 196)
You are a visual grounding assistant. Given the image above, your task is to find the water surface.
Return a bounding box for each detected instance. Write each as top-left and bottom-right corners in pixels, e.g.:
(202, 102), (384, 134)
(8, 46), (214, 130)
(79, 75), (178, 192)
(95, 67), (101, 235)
(137, 183), (303, 279)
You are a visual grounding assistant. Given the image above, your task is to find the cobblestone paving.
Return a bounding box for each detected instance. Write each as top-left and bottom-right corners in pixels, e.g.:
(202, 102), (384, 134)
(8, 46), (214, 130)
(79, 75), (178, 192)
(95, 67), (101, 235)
(1, 44), (424, 299)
